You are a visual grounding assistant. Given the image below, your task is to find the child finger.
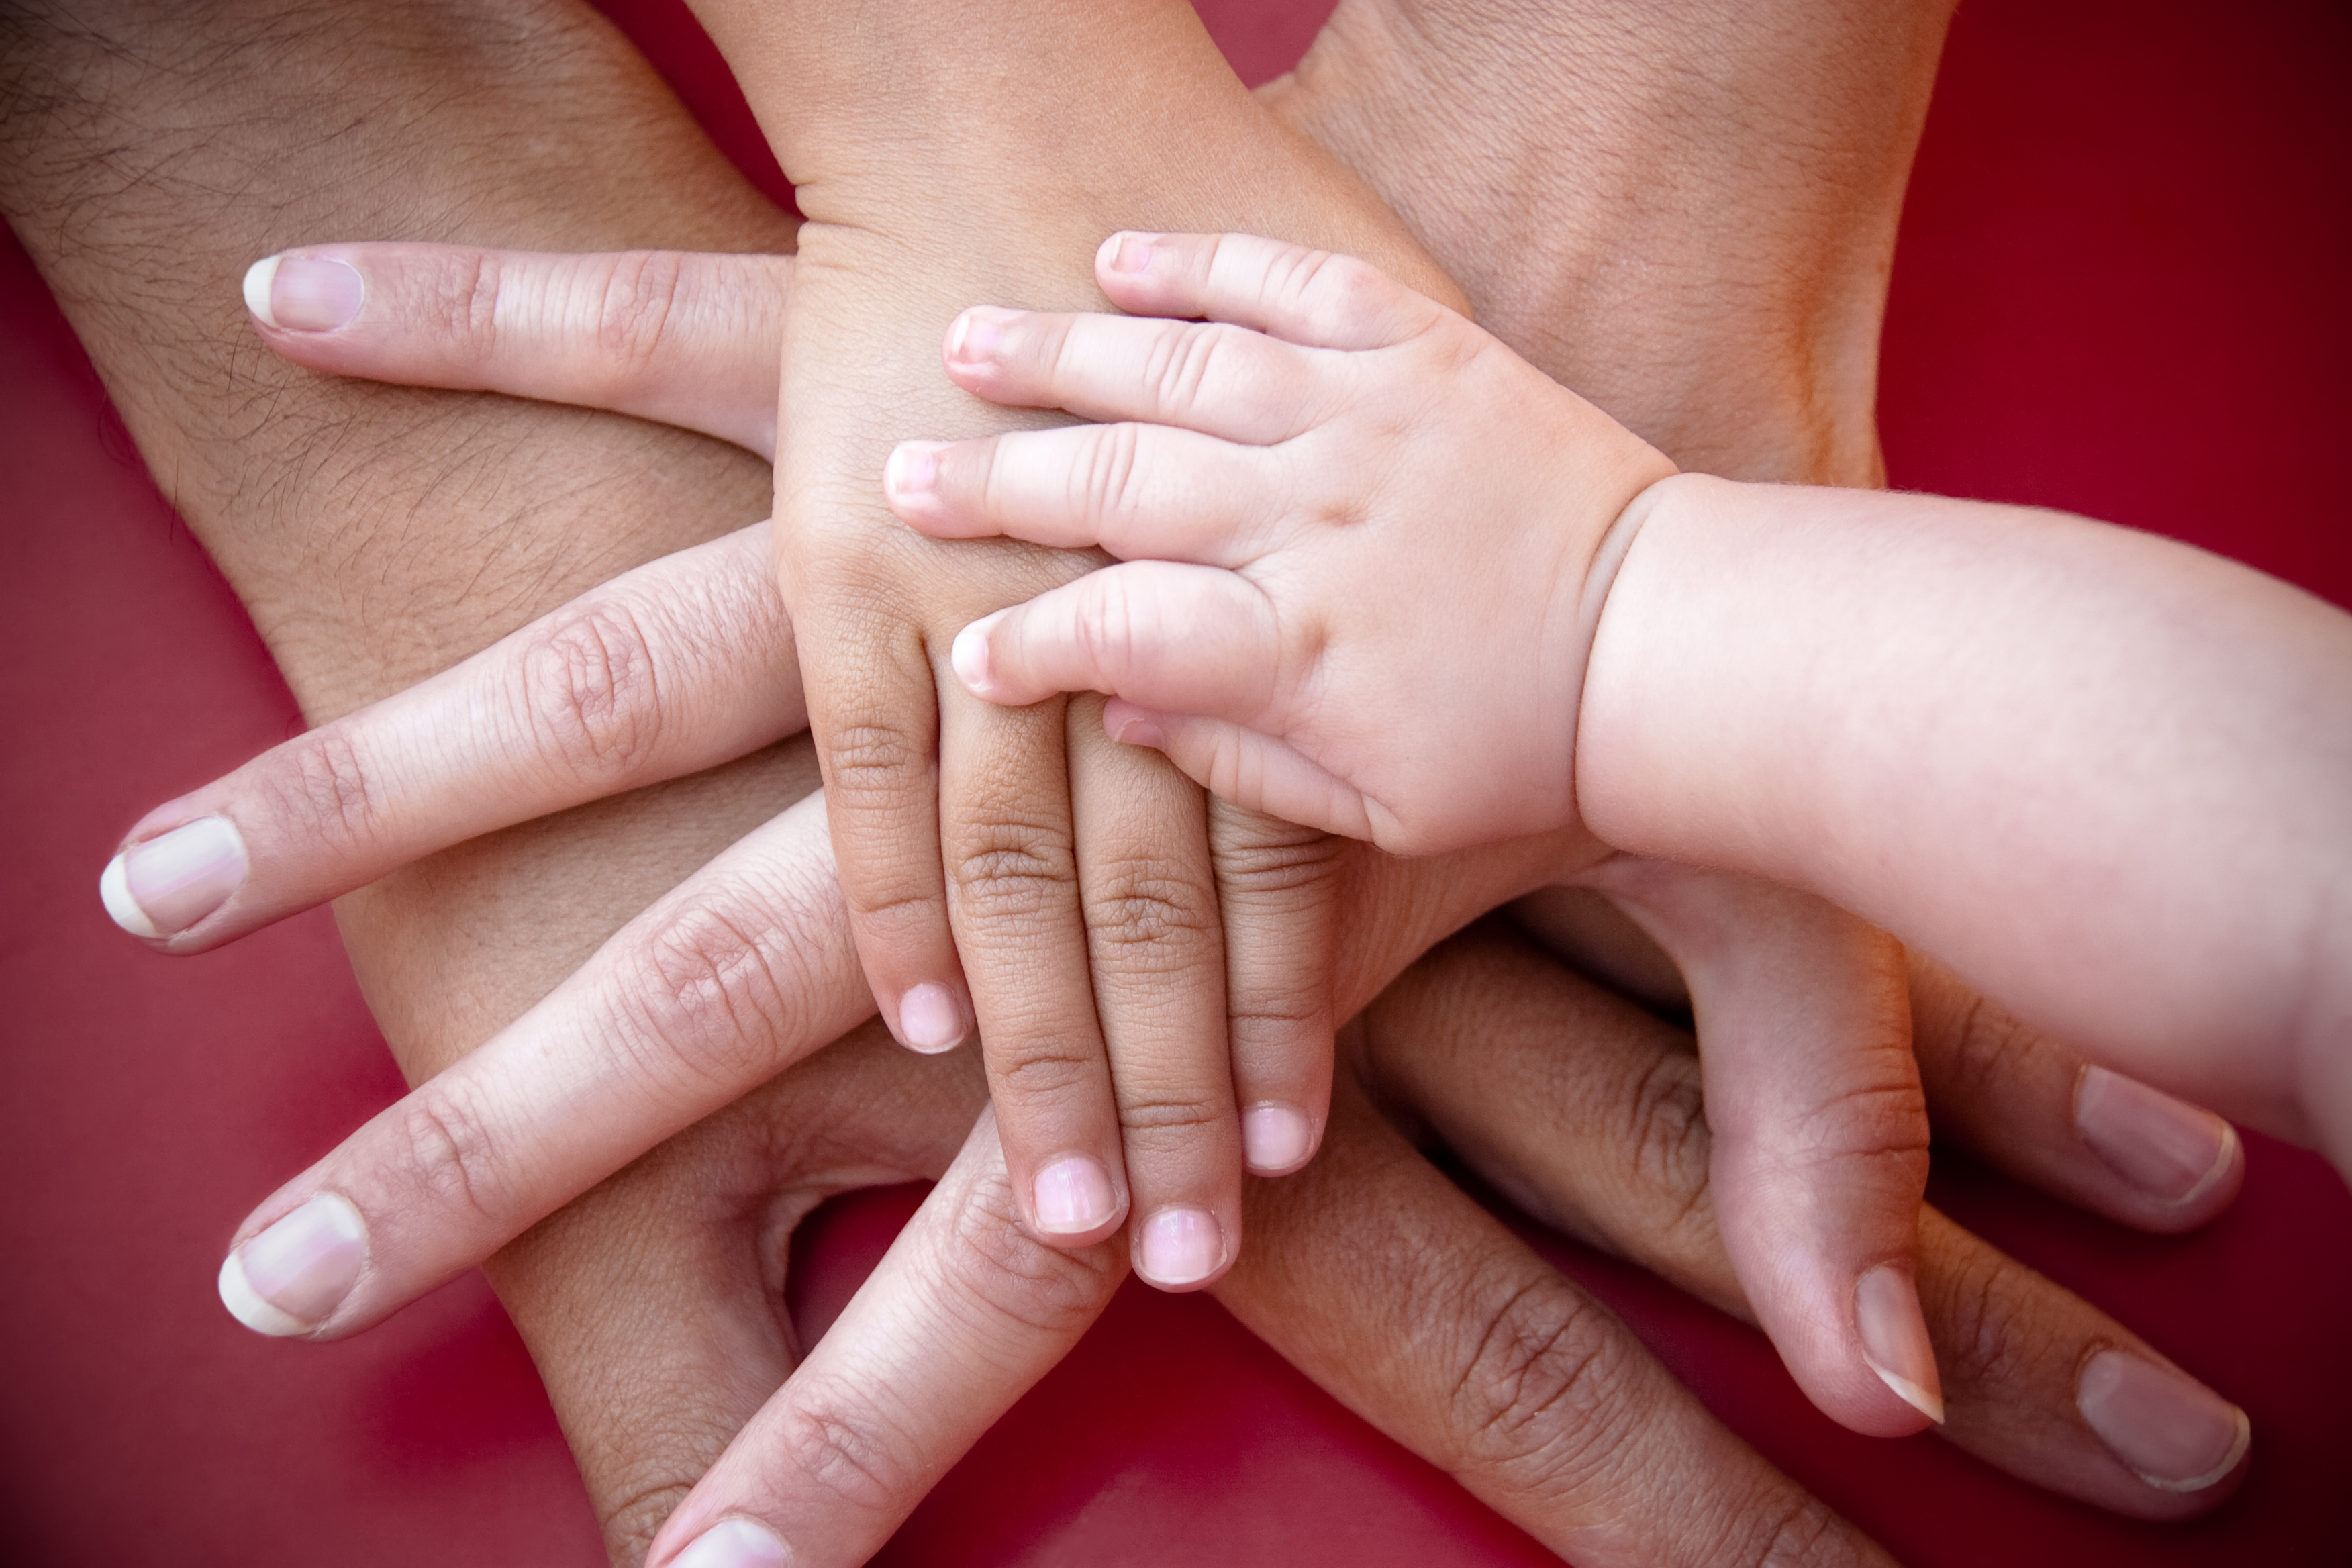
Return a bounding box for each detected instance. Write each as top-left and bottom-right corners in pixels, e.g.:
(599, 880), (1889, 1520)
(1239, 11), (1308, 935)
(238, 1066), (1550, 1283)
(1068, 700), (1245, 1289)
(1591, 859), (1941, 1438)
(950, 562), (1282, 720)
(1137, 709), (1387, 847)
(886, 424), (1277, 565)
(938, 305), (1327, 446)
(245, 244), (791, 459)
(1092, 230), (1449, 352)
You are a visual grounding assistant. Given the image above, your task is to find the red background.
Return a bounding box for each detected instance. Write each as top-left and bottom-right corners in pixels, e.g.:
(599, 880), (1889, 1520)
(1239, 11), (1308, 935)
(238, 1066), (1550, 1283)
(3, 1), (2347, 1562)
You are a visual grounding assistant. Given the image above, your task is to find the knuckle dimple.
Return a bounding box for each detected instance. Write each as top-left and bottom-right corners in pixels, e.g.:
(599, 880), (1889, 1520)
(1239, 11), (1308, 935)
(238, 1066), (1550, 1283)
(509, 597), (666, 783)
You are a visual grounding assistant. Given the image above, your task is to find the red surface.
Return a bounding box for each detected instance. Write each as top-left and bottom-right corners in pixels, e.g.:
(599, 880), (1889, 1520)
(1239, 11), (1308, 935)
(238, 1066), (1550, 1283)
(3, 1), (2348, 1563)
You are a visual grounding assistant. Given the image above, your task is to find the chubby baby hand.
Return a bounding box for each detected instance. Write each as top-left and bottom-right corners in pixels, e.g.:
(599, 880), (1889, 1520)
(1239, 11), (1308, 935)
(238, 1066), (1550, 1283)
(884, 231), (1677, 855)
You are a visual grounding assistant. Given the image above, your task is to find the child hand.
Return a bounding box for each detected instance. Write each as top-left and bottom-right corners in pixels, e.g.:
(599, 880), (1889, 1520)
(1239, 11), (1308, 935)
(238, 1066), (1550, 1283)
(884, 230), (1679, 856)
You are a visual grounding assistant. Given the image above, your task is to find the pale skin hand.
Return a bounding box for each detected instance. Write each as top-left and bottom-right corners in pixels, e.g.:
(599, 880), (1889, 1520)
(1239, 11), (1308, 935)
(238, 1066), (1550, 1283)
(911, 229), (2352, 1183)
(12, 0), (2253, 1557)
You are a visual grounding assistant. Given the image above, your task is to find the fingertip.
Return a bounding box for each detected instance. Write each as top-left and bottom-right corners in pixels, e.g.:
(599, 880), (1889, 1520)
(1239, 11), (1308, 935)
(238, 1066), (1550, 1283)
(951, 618), (1005, 702)
(1856, 1264), (1945, 1426)
(895, 981), (969, 1055)
(883, 441), (944, 518)
(1101, 697), (1167, 750)
(666, 1518), (791, 1568)
(1098, 231), (1157, 278)
(1241, 1101), (1318, 1175)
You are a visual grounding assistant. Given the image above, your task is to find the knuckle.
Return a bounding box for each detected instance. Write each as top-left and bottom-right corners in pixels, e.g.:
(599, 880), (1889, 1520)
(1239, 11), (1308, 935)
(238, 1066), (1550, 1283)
(1115, 1089), (1230, 1140)
(597, 1481), (693, 1565)
(382, 1079), (511, 1234)
(948, 812), (1075, 924)
(507, 595), (666, 783)
(609, 887), (812, 1091)
(1081, 863), (1220, 967)
(767, 1391), (914, 1518)
(823, 719), (928, 813)
(1918, 1242), (2036, 1397)
(1738, 1495), (1859, 1568)
(1075, 421), (1146, 532)
(267, 724), (385, 856)
(1210, 809), (1349, 901)
(944, 1169), (1124, 1333)
(591, 249), (689, 375)
(1934, 991), (2041, 1104)
(988, 1040), (1103, 1106)
(1623, 1049), (1717, 1236)
(1448, 1275), (1625, 1486)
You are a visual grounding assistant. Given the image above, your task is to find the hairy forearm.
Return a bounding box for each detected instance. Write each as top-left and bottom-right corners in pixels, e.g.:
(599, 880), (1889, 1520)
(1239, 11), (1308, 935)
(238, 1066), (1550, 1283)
(0, 0), (792, 716)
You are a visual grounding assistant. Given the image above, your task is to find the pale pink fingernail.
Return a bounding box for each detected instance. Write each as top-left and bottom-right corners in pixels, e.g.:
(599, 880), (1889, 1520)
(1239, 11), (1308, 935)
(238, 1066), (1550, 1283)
(951, 621), (999, 699)
(1135, 1206), (1225, 1287)
(896, 982), (966, 1054)
(2075, 1066), (2240, 1208)
(1034, 1156), (1116, 1234)
(1104, 234), (1155, 275)
(1104, 700), (1166, 750)
(243, 254), (363, 332)
(1855, 1265), (1945, 1424)
(2078, 1349), (2250, 1491)
(1242, 1104), (1316, 1174)
(671, 1519), (790, 1568)
(885, 442), (942, 503)
(217, 1193), (366, 1337)
(945, 306), (1012, 366)
(100, 815), (248, 939)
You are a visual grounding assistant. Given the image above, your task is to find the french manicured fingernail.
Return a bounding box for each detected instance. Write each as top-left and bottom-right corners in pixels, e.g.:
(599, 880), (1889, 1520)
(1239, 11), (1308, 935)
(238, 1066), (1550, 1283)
(217, 1193), (366, 1336)
(243, 253), (363, 332)
(1242, 1104), (1316, 1174)
(2078, 1349), (2250, 1491)
(671, 1519), (789, 1568)
(896, 982), (966, 1054)
(1135, 1206), (1225, 1287)
(951, 618), (1001, 699)
(100, 815), (248, 939)
(1033, 1156), (1116, 1234)
(1855, 1265), (1945, 1424)
(2075, 1065), (2239, 1207)
(1103, 233), (1155, 275)
(885, 441), (942, 504)
(946, 305), (1012, 366)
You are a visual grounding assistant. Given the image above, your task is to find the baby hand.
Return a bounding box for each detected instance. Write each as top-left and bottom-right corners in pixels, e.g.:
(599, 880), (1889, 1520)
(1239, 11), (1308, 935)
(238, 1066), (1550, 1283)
(884, 230), (1678, 855)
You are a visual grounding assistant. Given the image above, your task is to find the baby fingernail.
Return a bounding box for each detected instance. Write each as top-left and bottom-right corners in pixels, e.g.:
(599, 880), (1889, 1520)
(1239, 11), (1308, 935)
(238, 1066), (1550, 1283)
(1103, 233), (1156, 275)
(217, 1193), (367, 1336)
(2078, 1349), (2250, 1491)
(1135, 1206), (1226, 1287)
(2075, 1065), (2240, 1207)
(1242, 1104), (1316, 1174)
(671, 1519), (790, 1568)
(885, 442), (942, 501)
(243, 253), (363, 332)
(1034, 1156), (1116, 1234)
(100, 815), (248, 939)
(946, 306), (1012, 366)
(1106, 706), (1167, 750)
(951, 621), (998, 699)
(896, 982), (967, 1054)
(1855, 1265), (1945, 1424)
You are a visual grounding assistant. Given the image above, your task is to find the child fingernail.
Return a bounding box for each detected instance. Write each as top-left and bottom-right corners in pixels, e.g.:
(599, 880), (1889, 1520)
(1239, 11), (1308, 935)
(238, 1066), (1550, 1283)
(1102, 233), (1155, 275)
(217, 1193), (367, 1336)
(100, 815), (248, 939)
(1135, 1206), (1226, 1287)
(896, 982), (967, 1053)
(671, 1519), (791, 1568)
(1034, 1156), (1117, 1234)
(946, 306), (1012, 366)
(1104, 701), (1166, 750)
(1855, 1265), (1945, 1424)
(1242, 1104), (1316, 1174)
(2078, 1349), (2250, 1491)
(2075, 1066), (2240, 1207)
(951, 621), (999, 699)
(243, 253), (363, 332)
(885, 442), (943, 504)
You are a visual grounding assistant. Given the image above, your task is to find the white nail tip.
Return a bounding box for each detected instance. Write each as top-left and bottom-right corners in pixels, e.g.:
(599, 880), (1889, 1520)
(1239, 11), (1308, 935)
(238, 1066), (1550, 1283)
(1865, 1356), (1947, 1426)
(99, 853), (162, 940)
(242, 254), (281, 327)
(217, 1246), (311, 1338)
(2173, 1120), (2241, 1210)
